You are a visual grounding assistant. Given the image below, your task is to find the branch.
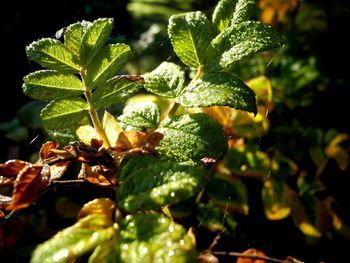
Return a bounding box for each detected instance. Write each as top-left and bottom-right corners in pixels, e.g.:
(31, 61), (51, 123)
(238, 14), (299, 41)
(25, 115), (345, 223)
(212, 251), (304, 263)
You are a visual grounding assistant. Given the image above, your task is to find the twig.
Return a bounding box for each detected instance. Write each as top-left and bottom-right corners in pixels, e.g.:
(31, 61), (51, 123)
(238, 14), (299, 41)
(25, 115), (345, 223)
(212, 251), (303, 263)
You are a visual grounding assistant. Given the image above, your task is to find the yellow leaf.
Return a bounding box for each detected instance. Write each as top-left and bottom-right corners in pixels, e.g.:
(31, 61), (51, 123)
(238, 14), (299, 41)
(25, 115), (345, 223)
(102, 110), (122, 147)
(76, 125), (98, 145)
(325, 145), (349, 171)
(78, 198), (116, 220)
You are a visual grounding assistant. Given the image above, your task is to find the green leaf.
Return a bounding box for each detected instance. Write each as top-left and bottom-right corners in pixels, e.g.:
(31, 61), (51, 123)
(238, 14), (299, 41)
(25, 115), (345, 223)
(41, 98), (88, 130)
(156, 113), (228, 161)
(85, 44), (134, 89)
(23, 70), (84, 101)
(262, 179), (292, 220)
(88, 241), (119, 263)
(224, 144), (270, 178)
(92, 78), (142, 109)
(196, 203), (237, 233)
(30, 214), (114, 263)
(212, 21), (285, 68)
(119, 213), (197, 262)
(80, 18), (114, 67)
(212, 0), (255, 32)
(26, 38), (81, 73)
(178, 72), (257, 115)
(64, 21), (91, 56)
(118, 160), (207, 212)
(206, 173), (249, 215)
(168, 11), (214, 68)
(117, 101), (160, 128)
(144, 62), (185, 98)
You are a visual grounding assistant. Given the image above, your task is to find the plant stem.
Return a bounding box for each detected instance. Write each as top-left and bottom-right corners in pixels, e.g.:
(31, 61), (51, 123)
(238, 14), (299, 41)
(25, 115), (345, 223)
(80, 69), (111, 148)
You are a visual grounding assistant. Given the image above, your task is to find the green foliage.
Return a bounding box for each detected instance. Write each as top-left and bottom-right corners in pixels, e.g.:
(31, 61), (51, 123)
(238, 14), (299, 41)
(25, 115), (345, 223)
(0, 0), (310, 262)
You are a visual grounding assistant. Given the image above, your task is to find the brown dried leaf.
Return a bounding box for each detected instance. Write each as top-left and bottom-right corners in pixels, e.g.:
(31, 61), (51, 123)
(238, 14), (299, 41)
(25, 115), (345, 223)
(49, 162), (69, 181)
(80, 164), (116, 188)
(39, 141), (60, 160)
(6, 164), (49, 210)
(0, 160), (30, 186)
(236, 249), (267, 263)
(78, 198), (116, 220)
(198, 250), (219, 263)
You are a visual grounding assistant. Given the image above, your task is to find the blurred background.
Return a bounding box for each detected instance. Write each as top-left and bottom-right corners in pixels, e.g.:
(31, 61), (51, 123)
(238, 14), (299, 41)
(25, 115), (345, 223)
(1, 0), (350, 262)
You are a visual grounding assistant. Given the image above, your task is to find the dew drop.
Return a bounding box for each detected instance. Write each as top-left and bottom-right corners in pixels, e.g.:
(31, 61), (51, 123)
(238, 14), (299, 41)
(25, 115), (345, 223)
(142, 247), (148, 254)
(168, 250), (175, 257)
(179, 239), (185, 246)
(168, 225), (174, 233)
(53, 249), (69, 262)
(122, 244), (129, 250)
(166, 240), (172, 247)
(160, 218), (166, 224)
(170, 192), (175, 197)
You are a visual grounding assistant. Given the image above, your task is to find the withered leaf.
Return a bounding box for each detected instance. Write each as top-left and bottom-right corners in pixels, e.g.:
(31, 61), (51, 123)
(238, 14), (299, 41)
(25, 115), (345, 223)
(6, 164), (48, 210)
(198, 250), (219, 263)
(39, 141), (60, 160)
(236, 248), (267, 263)
(0, 160), (30, 186)
(80, 163), (116, 188)
(0, 194), (13, 209)
(49, 162), (69, 181)
(113, 131), (163, 153)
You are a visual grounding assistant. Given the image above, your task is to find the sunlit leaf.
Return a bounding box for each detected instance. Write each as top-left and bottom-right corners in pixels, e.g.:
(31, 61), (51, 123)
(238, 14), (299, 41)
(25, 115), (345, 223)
(168, 11), (214, 68)
(76, 125), (98, 145)
(118, 160), (207, 212)
(119, 213), (197, 262)
(211, 21), (284, 69)
(144, 62), (185, 98)
(80, 18), (114, 67)
(64, 21), (91, 56)
(212, 0), (255, 32)
(118, 101), (160, 128)
(85, 44), (133, 89)
(102, 111), (123, 147)
(206, 173), (248, 215)
(178, 72), (257, 115)
(156, 113), (228, 161)
(23, 70), (84, 101)
(92, 78), (142, 109)
(78, 198), (116, 220)
(41, 98), (89, 130)
(88, 240), (119, 263)
(80, 164), (116, 188)
(26, 38), (80, 73)
(30, 214), (115, 263)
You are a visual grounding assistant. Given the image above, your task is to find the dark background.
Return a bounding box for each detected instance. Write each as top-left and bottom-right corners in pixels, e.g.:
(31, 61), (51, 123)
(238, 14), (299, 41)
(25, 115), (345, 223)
(1, 0), (350, 262)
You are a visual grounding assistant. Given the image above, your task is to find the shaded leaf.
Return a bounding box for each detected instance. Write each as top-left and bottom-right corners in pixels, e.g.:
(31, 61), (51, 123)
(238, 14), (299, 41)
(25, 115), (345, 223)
(41, 98), (89, 130)
(156, 113), (228, 161)
(178, 72), (257, 115)
(80, 164), (117, 189)
(80, 18), (114, 67)
(206, 174), (248, 215)
(262, 180), (292, 220)
(224, 145), (270, 178)
(236, 248), (267, 263)
(7, 164), (48, 210)
(26, 38), (80, 73)
(118, 160), (207, 212)
(0, 160), (30, 186)
(85, 44), (133, 89)
(212, 0), (255, 32)
(92, 78), (142, 109)
(30, 214), (115, 263)
(196, 203), (237, 233)
(23, 70), (84, 101)
(168, 11), (214, 68)
(144, 62), (185, 98)
(118, 101), (160, 128)
(119, 213), (197, 262)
